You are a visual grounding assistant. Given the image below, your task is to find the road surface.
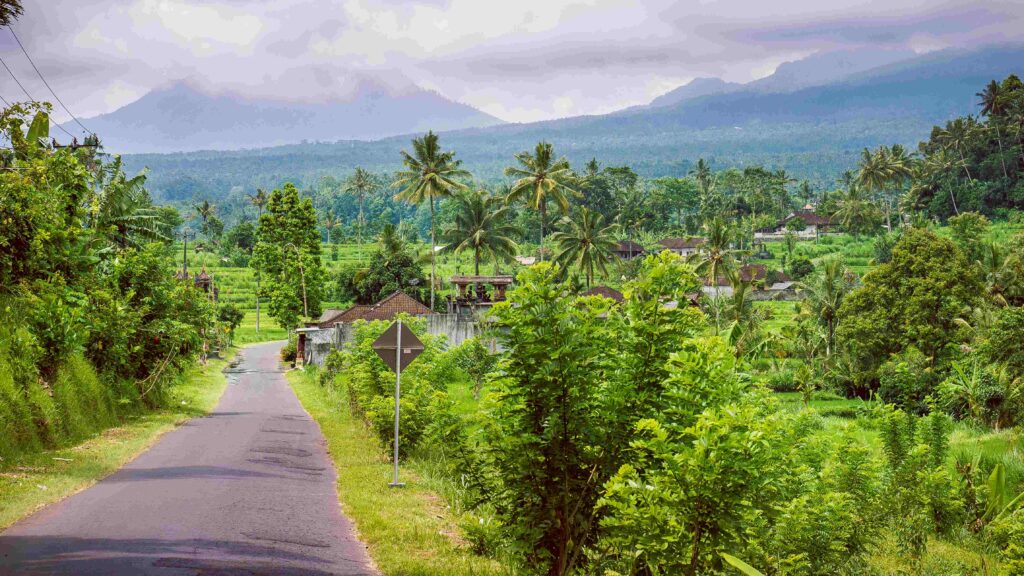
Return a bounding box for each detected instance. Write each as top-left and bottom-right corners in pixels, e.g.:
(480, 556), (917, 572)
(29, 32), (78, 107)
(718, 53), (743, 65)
(0, 342), (376, 575)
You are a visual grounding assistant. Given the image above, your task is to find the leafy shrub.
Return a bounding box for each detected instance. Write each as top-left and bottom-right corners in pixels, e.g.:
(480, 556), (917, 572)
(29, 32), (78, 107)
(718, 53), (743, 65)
(789, 257), (815, 279)
(280, 340), (297, 363)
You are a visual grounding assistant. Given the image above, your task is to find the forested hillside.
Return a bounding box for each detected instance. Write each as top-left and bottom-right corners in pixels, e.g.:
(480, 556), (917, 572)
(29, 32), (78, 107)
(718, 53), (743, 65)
(123, 44), (1024, 204)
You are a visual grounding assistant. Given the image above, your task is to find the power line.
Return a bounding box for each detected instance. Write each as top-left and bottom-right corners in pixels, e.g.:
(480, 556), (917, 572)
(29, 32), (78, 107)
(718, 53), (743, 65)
(7, 25), (93, 137)
(0, 53), (76, 139)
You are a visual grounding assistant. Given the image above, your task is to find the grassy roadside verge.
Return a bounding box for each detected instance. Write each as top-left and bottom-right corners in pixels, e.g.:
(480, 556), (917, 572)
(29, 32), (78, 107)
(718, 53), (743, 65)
(0, 350), (236, 530)
(288, 369), (508, 576)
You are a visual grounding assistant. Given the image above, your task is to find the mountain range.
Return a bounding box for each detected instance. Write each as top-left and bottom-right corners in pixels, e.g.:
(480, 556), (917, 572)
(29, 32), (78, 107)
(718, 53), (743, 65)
(68, 77), (501, 154)
(114, 43), (1024, 201)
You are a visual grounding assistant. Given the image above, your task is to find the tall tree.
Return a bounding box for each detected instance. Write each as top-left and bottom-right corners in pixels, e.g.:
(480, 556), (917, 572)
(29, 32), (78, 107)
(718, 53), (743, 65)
(550, 207), (619, 288)
(936, 117), (978, 184)
(440, 189), (519, 276)
(251, 183), (326, 329)
(798, 257), (853, 356)
(345, 167), (376, 244)
(322, 211), (340, 245)
(978, 80), (1010, 179)
(689, 217), (742, 290)
(247, 188), (269, 334)
(504, 141), (576, 260)
(393, 131), (469, 310)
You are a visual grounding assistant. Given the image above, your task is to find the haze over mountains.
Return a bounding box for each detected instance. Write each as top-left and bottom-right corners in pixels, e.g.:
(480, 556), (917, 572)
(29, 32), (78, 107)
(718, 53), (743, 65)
(70, 76), (502, 153)
(115, 43), (1024, 201)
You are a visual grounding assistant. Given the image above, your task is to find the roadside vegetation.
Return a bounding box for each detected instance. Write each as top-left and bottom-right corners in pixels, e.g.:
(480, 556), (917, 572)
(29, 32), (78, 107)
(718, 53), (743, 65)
(0, 352), (233, 530)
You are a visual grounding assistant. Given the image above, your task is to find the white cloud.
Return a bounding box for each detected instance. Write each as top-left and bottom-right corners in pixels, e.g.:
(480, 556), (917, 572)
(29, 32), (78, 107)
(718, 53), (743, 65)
(10, 0), (1024, 123)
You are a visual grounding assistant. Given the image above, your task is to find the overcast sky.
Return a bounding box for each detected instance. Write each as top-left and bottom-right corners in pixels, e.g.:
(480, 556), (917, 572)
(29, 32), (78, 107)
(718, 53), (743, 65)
(3, 0), (1023, 123)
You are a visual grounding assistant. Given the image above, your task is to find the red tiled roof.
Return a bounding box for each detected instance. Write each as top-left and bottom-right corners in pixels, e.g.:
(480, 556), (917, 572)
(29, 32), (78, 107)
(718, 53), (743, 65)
(783, 210), (832, 227)
(614, 240), (644, 254)
(706, 264), (768, 286)
(318, 291), (432, 327)
(582, 285), (624, 302)
(659, 237), (705, 250)
(361, 291), (433, 321)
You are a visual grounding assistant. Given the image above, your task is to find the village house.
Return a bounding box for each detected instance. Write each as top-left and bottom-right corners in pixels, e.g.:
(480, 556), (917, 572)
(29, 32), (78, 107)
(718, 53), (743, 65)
(613, 240), (645, 259)
(658, 237), (705, 257)
(754, 206), (834, 241)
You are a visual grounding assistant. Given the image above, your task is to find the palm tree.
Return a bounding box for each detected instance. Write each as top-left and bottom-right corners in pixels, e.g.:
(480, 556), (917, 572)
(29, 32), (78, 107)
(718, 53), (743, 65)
(192, 199), (216, 239)
(247, 188), (269, 221)
(345, 167), (375, 244)
(830, 184), (879, 237)
(322, 212), (341, 245)
(440, 190), (519, 276)
(550, 207), (619, 288)
(247, 188), (269, 334)
(797, 257), (852, 356)
(689, 217), (742, 290)
(857, 145), (912, 232)
(504, 141), (576, 260)
(936, 117), (978, 183)
(393, 131), (469, 310)
(978, 80), (1010, 179)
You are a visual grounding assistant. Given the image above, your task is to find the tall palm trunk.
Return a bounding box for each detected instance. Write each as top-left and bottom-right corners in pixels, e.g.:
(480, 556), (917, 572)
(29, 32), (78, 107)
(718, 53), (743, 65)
(539, 200), (546, 262)
(957, 146), (974, 183)
(358, 197), (365, 245)
(994, 121), (1009, 179)
(949, 183), (961, 216)
(474, 248), (480, 276)
(430, 197), (437, 310)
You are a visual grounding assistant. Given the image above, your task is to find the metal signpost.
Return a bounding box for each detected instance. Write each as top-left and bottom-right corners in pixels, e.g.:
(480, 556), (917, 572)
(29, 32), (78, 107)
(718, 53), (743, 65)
(371, 320), (424, 488)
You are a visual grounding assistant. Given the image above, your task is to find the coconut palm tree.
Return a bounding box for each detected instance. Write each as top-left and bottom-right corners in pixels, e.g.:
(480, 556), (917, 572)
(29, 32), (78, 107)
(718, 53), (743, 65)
(393, 131), (469, 309)
(246, 188), (269, 334)
(248, 188), (269, 221)
(797, 256), (853, 357)
(830, 184), (879, 237)
(440, 190), (519, 276)
(936, 117), (978, 183)
(689, 217), (743, 290)
(978, 80), (1010, 179)
(504, 141), (576, 260)
(345, 167), (376, 244)
(550, 207), (619, 288)
(322, 211), (341, 245)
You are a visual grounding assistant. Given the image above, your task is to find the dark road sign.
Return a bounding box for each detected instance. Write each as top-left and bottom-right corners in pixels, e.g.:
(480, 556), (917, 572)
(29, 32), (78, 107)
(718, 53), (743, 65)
(372, 322), (424, 372)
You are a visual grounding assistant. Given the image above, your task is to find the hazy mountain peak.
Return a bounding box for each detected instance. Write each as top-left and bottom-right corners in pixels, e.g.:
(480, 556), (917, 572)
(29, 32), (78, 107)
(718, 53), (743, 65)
(647, 77), (742, 108)
(70, 73), (501, 153)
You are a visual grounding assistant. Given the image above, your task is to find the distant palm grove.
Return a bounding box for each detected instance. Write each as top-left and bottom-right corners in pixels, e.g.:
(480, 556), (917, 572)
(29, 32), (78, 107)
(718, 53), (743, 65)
(5, 71), (1024, 575)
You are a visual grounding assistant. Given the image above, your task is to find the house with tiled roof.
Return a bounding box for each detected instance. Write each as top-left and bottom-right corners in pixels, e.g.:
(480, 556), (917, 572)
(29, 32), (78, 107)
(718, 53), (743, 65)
(582, 285), (624, 303)
(317, 291), (431, 328)
(613, 240), (644, 259)
(658, 237), (705, 257)
(755, 207), (834, 240)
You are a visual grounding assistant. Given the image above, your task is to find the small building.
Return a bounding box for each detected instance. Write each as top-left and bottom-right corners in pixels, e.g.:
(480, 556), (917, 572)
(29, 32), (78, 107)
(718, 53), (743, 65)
(450, 275), (515, 315)
(318, 291), (432, 328)
(514, 256), (537, 266)
(658, 237), (705, 257)
(582, 285), (624, 303)
(755, 208), (834, 241)
(705, 264), (769, 289)
(613, 240), (645, 260)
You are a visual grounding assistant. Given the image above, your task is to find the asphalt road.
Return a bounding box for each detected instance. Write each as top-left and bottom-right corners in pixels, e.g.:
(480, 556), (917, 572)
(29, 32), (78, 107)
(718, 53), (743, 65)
(0, 342), (377, 575)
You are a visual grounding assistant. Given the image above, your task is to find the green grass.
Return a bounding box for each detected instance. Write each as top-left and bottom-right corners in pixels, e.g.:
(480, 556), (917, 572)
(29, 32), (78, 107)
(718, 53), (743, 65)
(0, 350), (235, 530)
(288, 369), (509, 576)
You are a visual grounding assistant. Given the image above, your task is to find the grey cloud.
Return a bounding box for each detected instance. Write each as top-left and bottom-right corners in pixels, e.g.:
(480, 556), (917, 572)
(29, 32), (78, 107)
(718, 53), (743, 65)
(3, 0), (1024, 123)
